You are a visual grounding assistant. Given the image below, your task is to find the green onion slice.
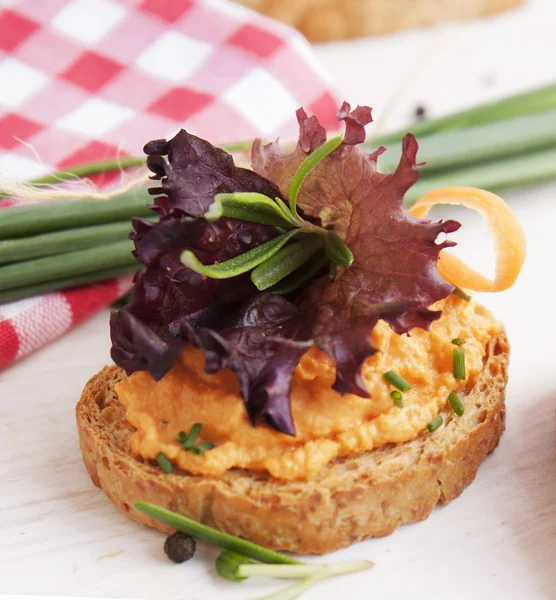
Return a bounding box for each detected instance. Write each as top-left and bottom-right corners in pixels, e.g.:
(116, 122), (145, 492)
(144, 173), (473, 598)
(448, 392), (465, 416)
(453, 348), (466, 380)
(427, 415), (443, 432)
(182, 423), (202, 450)
(192, 441), (215, 455)
(135, 502), (301, 565)
(391, 390), (404, 408)
(383, 371), (411, 392)
(156, 452), (173, 474)
(216, 550), (252, 582)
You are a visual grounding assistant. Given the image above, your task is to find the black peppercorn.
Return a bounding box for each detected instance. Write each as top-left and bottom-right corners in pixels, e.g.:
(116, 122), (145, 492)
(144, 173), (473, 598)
(414, 105), (427, 120)
(164, 532), (196, 563)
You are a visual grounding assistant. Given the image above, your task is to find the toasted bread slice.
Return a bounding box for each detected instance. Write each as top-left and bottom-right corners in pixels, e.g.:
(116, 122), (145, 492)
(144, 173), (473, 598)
(234, 0), (523, 42)
(76, 329), (508, 554)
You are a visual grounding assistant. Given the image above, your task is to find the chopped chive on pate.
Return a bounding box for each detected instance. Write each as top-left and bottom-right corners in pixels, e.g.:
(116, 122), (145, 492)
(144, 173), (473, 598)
(383, 371), (411, 392)
(193, 442), (215, 455)
(427, 415), (443, 433)
(453, 287), (471, 302)
(451, 337), (465, 346)
(448, 392), (465, 416)
(391, 390), (404, 408)
(453, 348), (466, 380)
(177, 430), (188, 443)
(156, 452), (173, 474)
(182, 423), (203, 450)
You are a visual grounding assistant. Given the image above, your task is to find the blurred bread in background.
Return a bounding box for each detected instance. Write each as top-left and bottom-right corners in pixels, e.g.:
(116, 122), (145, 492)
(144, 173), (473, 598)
(234, 0), (524, 42)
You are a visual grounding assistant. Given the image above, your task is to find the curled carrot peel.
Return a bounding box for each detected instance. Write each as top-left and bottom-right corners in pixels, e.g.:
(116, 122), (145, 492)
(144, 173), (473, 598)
(409, 187), (526, 292)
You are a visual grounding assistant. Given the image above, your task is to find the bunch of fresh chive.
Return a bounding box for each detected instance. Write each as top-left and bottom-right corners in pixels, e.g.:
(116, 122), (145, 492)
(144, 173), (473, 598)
(136, 502), (373, 600)
(3, 82), (556, 304)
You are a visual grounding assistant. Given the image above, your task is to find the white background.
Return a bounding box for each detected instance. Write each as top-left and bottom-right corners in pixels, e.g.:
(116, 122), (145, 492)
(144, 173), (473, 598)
(1, 0), (555, 599)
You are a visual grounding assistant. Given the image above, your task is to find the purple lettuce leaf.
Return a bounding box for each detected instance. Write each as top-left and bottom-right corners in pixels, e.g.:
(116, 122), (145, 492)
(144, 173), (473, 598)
(111, 131), (280, 382)
(186, 293), (312, 435)
(144, 129), (283, 218)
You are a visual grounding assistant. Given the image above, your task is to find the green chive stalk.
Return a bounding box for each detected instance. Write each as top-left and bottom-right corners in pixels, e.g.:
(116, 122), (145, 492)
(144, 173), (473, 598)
(453, 348), (466, 380)
(377, 109), (556, 175)
(26, 157), (147, 188)
(0, 239), (136, 292)
(0, 188), (152, 239)
(0, 218), (155, 265)
(383, 371), (411, 391)
(427, 415), (443, 432)
(22, 141), (253, 189)
(135, 502), (302, 565)
(404, 145), (556, 206)
(0, 264), (140, 305)
(238, 561), (373, 580)
(373, 82), (556, 145)
(448, 392), (465, 416)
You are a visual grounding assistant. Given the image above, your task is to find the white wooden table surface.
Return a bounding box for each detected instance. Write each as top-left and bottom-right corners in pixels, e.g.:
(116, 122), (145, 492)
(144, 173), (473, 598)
(1, 1), (556, 598)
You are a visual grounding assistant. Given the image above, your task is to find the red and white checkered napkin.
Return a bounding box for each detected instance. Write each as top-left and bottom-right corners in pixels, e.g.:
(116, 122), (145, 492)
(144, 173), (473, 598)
(0, 0), (340, 370)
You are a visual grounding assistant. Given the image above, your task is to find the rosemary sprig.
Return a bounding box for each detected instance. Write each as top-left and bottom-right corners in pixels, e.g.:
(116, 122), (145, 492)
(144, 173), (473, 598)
(181, 139), (354, 291)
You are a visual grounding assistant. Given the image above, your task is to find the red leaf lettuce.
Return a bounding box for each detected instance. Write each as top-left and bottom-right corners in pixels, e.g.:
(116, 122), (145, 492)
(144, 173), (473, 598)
(111, 107), (459, 435)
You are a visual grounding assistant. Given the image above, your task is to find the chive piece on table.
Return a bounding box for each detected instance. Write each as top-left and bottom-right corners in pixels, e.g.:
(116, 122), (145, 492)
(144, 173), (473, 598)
(0, 189), (152, 239)
(448, 392), (465, 417)
(0, 239), (137, 293)
(134, 502), (302, 565)
(193, 442), (215, 455)
(391, 390), (404, 408)
(156, 452), (173, 474)
(216, 550), (252, 582)
(383, 371), (411, 392)
(452, 287), (471, 302)
(427, 415), (443, 433)
(0, 218), (155, 266)
(453, 348), (466, 380)
(0, 264), (140, 305)
(451, 337), (465, 346)
(182, 423), (203, 450)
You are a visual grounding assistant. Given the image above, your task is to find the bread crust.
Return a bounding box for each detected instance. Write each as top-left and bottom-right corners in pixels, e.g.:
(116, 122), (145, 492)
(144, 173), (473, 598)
(235, 0), (523, 42)
(76, 330), (508, 554)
